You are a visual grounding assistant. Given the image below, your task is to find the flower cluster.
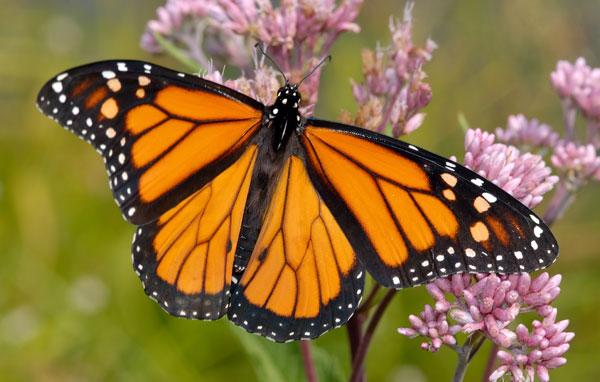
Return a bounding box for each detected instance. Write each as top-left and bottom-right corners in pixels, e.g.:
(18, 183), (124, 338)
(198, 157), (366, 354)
(141, 0), (365, 111)
(551, 141), (600, 184)
(344, 3), (436, 136)
(551, 58), (600, 121)
(462, 128), (559, 209)
(495, 114), (560, 149)
(398, 273), (573, 382)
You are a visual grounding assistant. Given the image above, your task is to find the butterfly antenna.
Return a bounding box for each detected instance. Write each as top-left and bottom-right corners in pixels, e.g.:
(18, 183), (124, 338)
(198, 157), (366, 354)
(254, 43), (288, 83)
(298, 55), (332, 86)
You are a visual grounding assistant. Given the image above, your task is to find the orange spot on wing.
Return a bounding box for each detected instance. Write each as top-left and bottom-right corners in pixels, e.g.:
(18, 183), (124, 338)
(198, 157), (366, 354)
(412, 192), (458, 238)
(441, 173), (457, 187)
(126, 105), (168, 134)
(155, 86), (261, 122)
(131, 119), (195, 168)
(506, 214), (525, 237)
(443, 189), (456, 201)
(107, 78), (121, 92)
(84, 87), (108, 109)
(72, 77), (94, 97)
(486, 216), (510, 246)
(100, 98), (118, 119)
(470, 221), (490, 242)
(474, 196), (491, 213)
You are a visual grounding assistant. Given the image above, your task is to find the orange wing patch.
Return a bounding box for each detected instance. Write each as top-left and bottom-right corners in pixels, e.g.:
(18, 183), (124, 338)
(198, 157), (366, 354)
(155, 86), (260, 122)
(149, 145), (257, 296)
(228, 155), (364, 342)
(303, 128), (461, 268)
(137, 119), (260, 203)
(240, 156), (357, 319)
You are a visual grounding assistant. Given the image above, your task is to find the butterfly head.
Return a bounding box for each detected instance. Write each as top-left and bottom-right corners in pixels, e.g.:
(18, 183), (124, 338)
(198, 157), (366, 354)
(273, 83), (301, 113)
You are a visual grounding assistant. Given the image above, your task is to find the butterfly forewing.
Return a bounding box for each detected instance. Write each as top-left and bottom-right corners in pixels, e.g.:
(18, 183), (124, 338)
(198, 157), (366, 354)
(228, 155), (365, 342)
(36, 60), (264, 225)
(301, 119), (558, 288)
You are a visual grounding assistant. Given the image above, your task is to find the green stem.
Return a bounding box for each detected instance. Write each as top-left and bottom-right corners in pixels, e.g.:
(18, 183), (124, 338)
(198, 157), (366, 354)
(153, 32), (202, 72)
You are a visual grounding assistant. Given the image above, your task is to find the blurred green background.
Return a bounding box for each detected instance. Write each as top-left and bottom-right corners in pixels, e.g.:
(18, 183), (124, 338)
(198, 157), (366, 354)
(1, 1), (599, 381)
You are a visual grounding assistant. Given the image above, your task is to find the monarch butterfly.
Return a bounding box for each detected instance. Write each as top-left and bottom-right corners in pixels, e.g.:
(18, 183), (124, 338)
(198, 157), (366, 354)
(37, 59), (558, 343)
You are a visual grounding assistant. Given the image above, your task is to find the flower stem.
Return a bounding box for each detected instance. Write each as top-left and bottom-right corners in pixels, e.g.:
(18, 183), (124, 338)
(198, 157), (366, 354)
(543, 181), (576, 226)
(357, 284), (381, 315)
(300, 341), (318, 382)
(481, 343), (498, 382)
(453, 333), (486, 382)
(349, 289), (396, 382)
(562, 99), (577, 142)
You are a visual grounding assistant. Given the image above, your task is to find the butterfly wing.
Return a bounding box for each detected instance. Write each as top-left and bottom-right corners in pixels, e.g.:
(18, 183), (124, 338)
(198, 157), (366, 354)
(36, 60), (264, 225)
(133, 145), (259, 319)
(228, 155), (365, 342)
(301, 119), (559, 288)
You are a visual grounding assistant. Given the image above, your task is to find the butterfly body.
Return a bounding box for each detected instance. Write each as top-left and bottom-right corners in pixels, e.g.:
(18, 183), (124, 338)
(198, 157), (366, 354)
(37, 60), (558, 342)
(267, 83), (303, 152)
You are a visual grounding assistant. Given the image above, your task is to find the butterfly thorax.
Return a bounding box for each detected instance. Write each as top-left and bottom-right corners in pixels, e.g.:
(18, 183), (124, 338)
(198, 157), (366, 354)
(268, 83), (302, 152)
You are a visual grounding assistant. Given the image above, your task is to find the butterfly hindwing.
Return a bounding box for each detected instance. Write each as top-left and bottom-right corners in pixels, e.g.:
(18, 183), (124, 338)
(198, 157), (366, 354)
(133, 145), (259, 319)
(301, 119), (558, 288)
(36, 60), (264, 225)
(228, 155), (365, 342)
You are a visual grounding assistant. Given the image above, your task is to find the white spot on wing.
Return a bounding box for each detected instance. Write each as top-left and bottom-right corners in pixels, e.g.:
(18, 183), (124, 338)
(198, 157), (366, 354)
(471, 178), (484, 187)
(482, 192), (497, 203)
(52, 82), (63, 93)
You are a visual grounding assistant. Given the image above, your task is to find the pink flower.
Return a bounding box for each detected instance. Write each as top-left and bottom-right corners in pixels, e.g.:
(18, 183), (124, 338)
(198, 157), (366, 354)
(551, 58), (600, 121)
(463, 129), (559, 208)
(142, 0), (365, 111)
(495, 114), (559, 148)
(550, 58), (592, 99)
(551, 141), (600, 182)
(398, 273), (572, 382)
(349, 3), (436, 137)
(489, 308), (574, 382)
